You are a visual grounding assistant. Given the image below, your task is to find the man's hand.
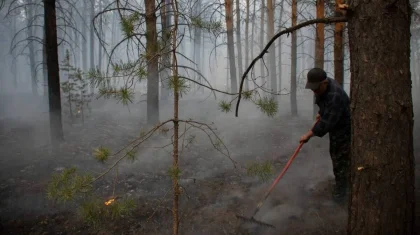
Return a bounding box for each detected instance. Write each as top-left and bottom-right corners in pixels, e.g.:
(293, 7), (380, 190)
(300, 130), (314, 143)
(316, 113), (321, 121)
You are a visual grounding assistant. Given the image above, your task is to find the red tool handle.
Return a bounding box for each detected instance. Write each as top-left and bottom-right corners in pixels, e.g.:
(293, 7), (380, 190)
(265, 142), (303, 195)
(252, 119), (320, 215)
(265, 119), (319, 197)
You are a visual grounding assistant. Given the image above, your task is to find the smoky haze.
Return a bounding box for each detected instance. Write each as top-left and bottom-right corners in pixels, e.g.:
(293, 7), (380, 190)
(0, 0), (419, 234)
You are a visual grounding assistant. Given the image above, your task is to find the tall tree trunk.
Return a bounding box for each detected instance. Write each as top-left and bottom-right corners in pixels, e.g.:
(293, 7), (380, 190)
(72, 9), (80, 68)
(235, 0), (244, 91)
(145, 0), (160, 124)
(226, 51), (230, 92)
(416, 40), (420, 104)
(111, 9), (118, 86)
(334, 0), (344, 87)
(244, 0), (250, 90)
(313, 0), (325, 118)
(300, 32), (306, 70)
(90, 0), (95, 94)
(177, 16), (185, 66)
(43, 29), (48, 96)
(170, 0), (180, 233)
(26, 0), (37, 95)
(259, 0), (265, 86)
(82, 0), (88, 73)
(411, 41), (418, 103)
(225, 0), (238, 93)
(44, 0), (64, 143)
(250, 0), (256, 90)
(160, 0), (171, 100)
(290, 0), (298, 116)
(267, 0), (276, 96)
(414, 41), (420, 104)
(98, 0), (103, 71)
(12, 16), (17, 89)
(199, 32), (205, 93)
(56, 9), (64, 66)
(347, 0), (415, 233)
(28, 36), (37, 95)
(193, 2), (202, 92)
(277, 0), (285, 95)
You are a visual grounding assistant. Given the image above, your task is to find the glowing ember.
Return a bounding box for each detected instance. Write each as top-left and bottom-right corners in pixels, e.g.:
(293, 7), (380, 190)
(105, 198), (115, 206)
(77, 109), (81, 114)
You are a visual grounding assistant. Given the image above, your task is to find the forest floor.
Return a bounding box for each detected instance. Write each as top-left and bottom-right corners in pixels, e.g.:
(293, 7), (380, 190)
(0, 93), (419, 235)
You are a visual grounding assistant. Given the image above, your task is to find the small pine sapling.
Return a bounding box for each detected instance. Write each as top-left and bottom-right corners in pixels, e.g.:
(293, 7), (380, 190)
(60, 50), (77, 123)
(60, 50), (93, 124)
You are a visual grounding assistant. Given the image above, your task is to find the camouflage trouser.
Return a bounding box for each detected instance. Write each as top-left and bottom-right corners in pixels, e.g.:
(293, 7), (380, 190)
(329, 126), (351, 198)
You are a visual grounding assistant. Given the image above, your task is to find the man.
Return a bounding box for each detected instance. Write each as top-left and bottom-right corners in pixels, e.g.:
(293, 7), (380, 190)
(299, 68), (351, 202)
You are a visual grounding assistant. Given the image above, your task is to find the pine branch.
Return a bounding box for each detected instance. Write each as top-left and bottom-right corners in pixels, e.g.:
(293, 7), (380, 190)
(235, 16), (348, 117)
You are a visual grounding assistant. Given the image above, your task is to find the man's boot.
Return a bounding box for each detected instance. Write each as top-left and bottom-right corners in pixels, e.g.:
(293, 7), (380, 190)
(332, 181), (348, 203)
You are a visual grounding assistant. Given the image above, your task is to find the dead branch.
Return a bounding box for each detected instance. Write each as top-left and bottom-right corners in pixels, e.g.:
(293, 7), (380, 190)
(179, 76), (236, 96)
(235, 16), (348, 117)
(178, 119), (240, 168)
(92, 119), (174, 182)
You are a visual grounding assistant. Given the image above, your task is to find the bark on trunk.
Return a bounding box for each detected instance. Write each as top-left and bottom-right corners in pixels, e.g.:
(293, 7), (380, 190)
(413, 39), (420, 105)
(416, 41), (420, 104)
(412, 42), (418, 103)
(145, 0), (160, 124)
(226, 49), (230, 91)
(313, 0), (325, 118)
(44, 0), (64, 143)
(347, 0), (415, 233)
(412, 38), (420, 104)
(290, 0), (298, 116)
(225, 0), (238, 92)
(334, 0), (344, 87)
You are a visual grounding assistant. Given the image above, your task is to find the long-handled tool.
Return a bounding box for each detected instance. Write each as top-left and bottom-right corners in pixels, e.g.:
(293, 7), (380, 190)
(237, 120), (319, 228)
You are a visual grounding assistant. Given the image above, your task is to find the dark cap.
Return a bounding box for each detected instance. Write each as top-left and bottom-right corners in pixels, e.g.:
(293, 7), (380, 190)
(305, 68), (327, 90)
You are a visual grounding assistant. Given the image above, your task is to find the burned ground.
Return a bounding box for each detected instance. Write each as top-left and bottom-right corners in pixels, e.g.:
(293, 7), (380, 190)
(0, 94), (419, 235)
